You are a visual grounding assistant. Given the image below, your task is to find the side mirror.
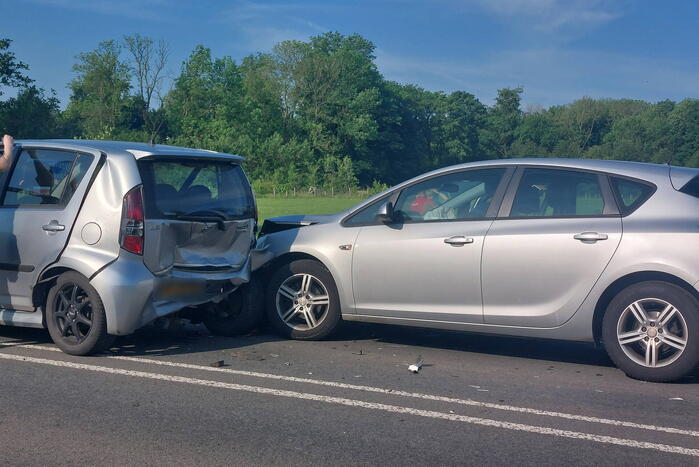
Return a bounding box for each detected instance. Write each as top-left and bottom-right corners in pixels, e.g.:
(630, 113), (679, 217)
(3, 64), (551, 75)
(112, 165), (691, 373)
(375, 201), (394, 223)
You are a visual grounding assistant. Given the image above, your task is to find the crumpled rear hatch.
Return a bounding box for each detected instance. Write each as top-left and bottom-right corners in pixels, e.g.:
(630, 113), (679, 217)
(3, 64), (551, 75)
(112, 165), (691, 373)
(137, 156), (256, 275)
(144, 218), (254, 274)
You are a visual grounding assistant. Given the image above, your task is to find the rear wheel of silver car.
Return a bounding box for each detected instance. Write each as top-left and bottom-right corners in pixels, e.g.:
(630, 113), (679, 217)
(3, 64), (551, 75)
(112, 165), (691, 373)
(46, 272), (113, 356)
(603, 281), (699, 382)
(266, 259), (341, 340)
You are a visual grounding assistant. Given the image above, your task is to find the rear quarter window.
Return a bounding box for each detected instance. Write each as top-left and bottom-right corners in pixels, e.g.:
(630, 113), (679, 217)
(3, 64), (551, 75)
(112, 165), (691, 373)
(679, 175), (699, 199)
(610, 177), (655, 215)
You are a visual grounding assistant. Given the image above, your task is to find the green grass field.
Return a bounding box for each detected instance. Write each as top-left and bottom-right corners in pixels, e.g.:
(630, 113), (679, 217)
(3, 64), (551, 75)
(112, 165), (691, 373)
(256, 197), (364, 222)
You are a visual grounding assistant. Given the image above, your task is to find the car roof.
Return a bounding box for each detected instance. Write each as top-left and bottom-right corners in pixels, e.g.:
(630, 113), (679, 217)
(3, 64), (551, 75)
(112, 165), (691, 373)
(16, 139), (244, 162)
(418, 157), (680, 182)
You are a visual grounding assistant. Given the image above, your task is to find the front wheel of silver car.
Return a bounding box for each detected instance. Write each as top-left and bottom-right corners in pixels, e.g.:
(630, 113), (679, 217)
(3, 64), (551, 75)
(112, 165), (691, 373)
(46, 272), (113, 356)
(603, 281), (699, 382)
(266, 259), (341, 340)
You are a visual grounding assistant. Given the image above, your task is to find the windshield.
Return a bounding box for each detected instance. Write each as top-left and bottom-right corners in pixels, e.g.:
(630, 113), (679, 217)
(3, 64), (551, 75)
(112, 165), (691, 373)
(138, 158), (255, 220)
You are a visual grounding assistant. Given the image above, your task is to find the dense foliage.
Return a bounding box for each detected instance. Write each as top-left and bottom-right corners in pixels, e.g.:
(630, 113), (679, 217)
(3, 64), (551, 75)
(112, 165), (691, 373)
(1, 33), (698, 192)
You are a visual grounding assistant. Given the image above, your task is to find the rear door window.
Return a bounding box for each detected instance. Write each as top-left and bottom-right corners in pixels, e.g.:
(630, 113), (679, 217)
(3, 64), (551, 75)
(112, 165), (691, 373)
(510, 168), (605, 217)
(1, 149), (93, 206)
(138, 158), (255, 220)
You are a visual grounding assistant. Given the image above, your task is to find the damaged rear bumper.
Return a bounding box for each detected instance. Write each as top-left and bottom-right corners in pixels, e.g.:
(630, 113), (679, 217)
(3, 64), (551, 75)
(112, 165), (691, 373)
(90, 252), (251, 335)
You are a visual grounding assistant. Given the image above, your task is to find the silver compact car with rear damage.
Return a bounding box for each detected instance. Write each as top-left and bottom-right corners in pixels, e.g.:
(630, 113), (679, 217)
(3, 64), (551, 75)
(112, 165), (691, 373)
(253, 159), (699, 382)
(0, 140), (256, 355)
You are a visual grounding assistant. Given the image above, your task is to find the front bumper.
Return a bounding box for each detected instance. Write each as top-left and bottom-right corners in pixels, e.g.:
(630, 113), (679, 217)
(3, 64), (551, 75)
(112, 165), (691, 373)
(90, 252), (251, 335)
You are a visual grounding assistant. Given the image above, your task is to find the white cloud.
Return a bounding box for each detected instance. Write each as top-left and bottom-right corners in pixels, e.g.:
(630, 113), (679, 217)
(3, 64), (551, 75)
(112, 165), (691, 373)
(25, 0), (174, 21)
(219, 1), (329, 52)
(376, 46), (699, 107)
(456, 0), (621, 33)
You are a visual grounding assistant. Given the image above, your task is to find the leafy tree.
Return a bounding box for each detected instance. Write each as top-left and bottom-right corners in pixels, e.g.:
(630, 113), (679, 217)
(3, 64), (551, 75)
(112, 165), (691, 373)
(66, 40), (132, 138)
(0, 85), (61, 138)
(0, 38), (32, 95)
(482, 87), (523, 158)
(5, 29), (698, 197)
(123, 34), (170, 142)
(164, 45), (242, 150)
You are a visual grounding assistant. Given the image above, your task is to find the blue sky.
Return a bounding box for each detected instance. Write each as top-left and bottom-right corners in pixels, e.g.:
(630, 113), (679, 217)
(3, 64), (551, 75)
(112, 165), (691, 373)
(1, 0), (698, 108)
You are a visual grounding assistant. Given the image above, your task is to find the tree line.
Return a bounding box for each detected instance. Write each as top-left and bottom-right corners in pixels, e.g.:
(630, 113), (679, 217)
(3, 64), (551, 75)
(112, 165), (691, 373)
(1, 32), (698, 194)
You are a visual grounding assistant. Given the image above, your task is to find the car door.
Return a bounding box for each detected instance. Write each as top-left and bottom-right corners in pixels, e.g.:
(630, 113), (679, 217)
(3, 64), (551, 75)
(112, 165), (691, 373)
(481, 166), (622, 327)
(0, 145), (102, 310)
(349, 167), (511, 323)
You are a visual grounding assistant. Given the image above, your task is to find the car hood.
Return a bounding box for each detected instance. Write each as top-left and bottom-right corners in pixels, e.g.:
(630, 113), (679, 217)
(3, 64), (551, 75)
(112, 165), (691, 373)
(258, 213), (340, 236)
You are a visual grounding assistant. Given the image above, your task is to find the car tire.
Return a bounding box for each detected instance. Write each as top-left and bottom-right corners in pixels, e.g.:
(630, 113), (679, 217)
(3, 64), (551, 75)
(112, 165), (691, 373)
(203, 282), (264, 337)
(46, 271), (113, 356)
(602, 281), (699, 382)
(266, 259), (341, 340)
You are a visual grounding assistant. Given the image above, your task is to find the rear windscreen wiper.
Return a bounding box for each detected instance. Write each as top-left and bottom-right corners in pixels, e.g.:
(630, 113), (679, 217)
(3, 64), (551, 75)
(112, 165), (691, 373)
(168, 211), (227, 230)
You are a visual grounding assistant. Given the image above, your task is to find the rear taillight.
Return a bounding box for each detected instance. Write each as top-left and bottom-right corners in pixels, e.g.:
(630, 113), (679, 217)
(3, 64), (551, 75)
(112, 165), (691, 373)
(121, 185), (144, 255)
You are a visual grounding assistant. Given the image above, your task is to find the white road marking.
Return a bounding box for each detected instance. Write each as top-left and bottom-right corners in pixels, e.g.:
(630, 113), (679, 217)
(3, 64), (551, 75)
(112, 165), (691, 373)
(1, 351), (697, 457)
(3, 341), (698, 438)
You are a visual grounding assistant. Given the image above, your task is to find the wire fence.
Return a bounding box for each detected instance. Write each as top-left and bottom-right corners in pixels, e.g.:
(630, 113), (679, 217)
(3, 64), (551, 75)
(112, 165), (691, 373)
(254, 186), (378, 198)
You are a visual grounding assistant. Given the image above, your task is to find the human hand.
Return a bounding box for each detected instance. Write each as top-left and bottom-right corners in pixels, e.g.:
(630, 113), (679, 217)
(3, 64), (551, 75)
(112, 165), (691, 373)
(2, 134), (13, 151)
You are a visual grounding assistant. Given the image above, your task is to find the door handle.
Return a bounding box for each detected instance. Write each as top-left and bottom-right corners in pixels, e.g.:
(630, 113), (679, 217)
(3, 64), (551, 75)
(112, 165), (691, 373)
(444, 236), (474, 246)
(42, 221), (65, 233)
(574, 232), (608, 243)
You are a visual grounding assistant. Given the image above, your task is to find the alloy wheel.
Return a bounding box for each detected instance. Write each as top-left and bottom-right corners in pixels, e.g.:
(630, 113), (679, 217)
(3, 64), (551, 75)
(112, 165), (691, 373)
(53, 283), (94, 345)
(275, 273), (330, 331)
(616, 298), (688, 368)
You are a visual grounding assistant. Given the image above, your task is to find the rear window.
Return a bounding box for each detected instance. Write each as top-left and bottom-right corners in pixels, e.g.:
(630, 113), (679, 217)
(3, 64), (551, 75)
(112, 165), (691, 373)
(679, 175), (699, 199)
(610, 177), (655, 215)
(138, 158), (255, 220)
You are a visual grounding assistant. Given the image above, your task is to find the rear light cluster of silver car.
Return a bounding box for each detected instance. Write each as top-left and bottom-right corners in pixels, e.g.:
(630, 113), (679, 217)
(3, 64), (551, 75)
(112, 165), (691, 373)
(121, 185), (145, 255)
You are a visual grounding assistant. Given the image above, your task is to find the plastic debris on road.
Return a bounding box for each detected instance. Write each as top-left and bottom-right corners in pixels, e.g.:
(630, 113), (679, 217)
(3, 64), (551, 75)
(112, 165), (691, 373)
(210, 360), (225, 368)
(408, 357), (424, 373)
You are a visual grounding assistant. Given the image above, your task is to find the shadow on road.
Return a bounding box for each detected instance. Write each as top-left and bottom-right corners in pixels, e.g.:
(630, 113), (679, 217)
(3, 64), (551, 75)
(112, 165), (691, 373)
(331, 321), (615, 367)
(0, 323), (284, 358)
(2, 320), (696, 383)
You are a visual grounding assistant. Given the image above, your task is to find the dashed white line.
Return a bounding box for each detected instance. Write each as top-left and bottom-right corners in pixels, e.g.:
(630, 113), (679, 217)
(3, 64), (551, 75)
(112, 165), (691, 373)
(5, 342), (697, 438)
(1, 351), (697, 457)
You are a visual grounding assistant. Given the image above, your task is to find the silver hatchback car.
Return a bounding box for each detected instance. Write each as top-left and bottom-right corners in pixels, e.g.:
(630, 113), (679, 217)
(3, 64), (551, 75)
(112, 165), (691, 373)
(0, 140), (256, 355)
(253, 159), (699, 382)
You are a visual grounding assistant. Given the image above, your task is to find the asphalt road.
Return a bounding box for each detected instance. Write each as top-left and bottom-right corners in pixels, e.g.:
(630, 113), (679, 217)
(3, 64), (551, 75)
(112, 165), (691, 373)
(1, 321), (698, 466)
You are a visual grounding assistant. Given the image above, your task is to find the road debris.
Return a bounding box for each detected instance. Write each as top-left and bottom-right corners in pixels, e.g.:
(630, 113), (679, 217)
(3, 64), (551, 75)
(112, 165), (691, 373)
(352, 349), (364, 356)
(209, 360), (225, 368)
(669, 397), (685, 401)
(408, 357), (424, 373)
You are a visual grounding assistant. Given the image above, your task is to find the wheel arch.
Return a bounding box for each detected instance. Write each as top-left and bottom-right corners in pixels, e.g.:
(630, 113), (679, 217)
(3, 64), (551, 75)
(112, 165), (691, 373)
(592, 271), (699, 346)
(256, 251), (331, 279)
(32, 266), (84, 326)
